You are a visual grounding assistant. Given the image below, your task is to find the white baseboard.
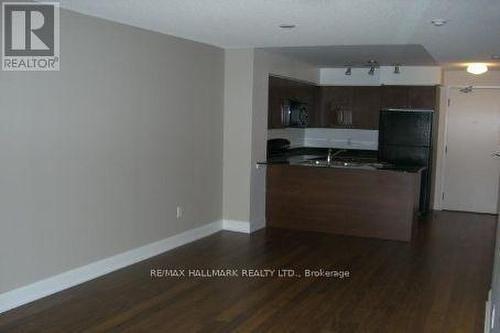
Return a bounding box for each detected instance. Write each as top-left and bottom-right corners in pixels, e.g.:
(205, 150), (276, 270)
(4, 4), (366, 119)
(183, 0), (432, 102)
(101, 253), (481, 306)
(222, 219), (251, 233)
(0, 220), (223, 314)
(251, 224), (266, 233)
(485, 289), (493, 333)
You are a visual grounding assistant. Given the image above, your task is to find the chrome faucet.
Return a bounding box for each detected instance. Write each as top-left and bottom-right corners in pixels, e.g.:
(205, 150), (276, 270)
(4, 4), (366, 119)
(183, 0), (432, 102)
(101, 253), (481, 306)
(327, 148), (333, 164)
(326, 148), (346, 165)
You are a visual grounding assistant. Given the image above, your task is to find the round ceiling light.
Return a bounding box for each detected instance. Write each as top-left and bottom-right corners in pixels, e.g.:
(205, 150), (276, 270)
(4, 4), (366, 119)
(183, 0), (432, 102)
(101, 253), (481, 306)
(431, 19), (447, 26)
(466, 63), (488, 75)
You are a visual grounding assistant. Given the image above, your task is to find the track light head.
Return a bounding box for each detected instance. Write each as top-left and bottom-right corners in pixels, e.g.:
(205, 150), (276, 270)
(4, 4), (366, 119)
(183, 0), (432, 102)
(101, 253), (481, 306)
(345, 66), (352, 76)
(394, 64), (400, 74)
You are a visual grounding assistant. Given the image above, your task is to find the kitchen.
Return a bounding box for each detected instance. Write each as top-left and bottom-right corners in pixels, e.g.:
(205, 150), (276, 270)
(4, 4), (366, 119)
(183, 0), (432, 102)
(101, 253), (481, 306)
(263, 73), (439, 241)
(1, 2), (499, 332)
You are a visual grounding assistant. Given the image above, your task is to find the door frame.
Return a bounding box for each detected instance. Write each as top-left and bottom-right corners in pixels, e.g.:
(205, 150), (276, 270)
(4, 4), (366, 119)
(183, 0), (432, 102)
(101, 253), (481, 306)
(439, 85), (500, 212)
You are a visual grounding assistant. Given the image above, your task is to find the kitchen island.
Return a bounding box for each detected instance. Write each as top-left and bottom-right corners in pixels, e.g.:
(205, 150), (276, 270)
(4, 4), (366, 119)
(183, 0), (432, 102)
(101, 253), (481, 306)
(264, 149), (423, 242)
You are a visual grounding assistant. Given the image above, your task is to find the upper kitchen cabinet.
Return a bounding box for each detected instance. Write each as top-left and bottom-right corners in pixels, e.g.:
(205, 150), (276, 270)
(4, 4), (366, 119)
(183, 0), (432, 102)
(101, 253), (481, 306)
(268, 78), (285, 129)
(381, 86), (410, 109)
(269, 81), (439, 129)
(318, 86), (354, 128)
(408, 86), (437, 109)
(268, 76), (318, 129)
(352, 86), (381, 129)
(318, 86), (380, 129)
(381, 85), (438, 110)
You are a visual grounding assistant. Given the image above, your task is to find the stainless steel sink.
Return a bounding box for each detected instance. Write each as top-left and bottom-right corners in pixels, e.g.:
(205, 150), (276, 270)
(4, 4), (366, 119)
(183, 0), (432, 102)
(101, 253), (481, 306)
(287, 155), (324, 164)
(296, 158), (385, 170)
(298, 159), (331, 167)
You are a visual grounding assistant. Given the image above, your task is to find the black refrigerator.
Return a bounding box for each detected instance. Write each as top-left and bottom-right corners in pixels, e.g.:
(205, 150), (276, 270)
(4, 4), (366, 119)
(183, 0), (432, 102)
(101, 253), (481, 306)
(378, 109), (434, 214)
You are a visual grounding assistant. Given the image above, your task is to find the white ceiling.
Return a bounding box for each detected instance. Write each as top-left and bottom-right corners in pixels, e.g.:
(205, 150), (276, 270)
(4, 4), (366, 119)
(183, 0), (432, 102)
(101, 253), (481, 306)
(59, 0), (500, 67)
(262, 45), (437, 67)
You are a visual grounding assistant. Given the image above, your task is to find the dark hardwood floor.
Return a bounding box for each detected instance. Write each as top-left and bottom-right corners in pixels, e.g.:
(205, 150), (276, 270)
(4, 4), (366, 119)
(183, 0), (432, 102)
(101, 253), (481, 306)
(0, 211), (496, 332)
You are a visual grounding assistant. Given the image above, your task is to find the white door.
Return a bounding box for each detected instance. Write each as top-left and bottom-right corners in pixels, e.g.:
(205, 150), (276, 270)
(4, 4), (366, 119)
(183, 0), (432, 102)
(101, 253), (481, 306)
(443, 88), (500, 214)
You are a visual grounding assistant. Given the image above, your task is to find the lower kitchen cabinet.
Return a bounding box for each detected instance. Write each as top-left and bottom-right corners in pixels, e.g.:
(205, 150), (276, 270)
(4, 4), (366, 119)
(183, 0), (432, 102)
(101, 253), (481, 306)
(266, 165), (422, 242)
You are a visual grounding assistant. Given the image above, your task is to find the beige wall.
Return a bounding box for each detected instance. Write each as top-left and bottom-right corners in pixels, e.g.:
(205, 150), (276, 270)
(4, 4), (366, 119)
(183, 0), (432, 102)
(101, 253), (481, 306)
(444, 69), (500, 86)
(0, 9), (224, 293)
(221, 49), (319, 228)
(222, 49), (254, 222)
(433, 69), (500, 209)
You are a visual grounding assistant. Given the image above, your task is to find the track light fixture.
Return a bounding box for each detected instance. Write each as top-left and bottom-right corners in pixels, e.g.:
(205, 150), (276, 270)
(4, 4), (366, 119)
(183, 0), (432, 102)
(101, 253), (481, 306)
(342, 61), (407, 76)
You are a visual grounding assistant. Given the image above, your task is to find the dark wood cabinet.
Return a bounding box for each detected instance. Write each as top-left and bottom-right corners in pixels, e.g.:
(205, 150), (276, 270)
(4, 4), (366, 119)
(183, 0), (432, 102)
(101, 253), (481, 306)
(268, 84), (285, 129)
(266, 165), (421, 242)
(352, 86), (381, 129)
(318, 86), (381, 129)
(318, 86), (354, 128)
(267, 76), (318, 129)
(308, 87), (322, 127)
(409, 86), (437, 109)
(381, 86), (410, 109)
(267, 77), (438, 130)
(381, 85), (438, 110)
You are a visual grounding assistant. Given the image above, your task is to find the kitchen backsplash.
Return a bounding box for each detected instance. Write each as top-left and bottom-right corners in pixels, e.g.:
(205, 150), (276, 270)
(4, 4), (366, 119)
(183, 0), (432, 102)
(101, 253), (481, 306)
(305, 128), (378, 150)
(267, 128), (305, 148)
(267, 128), (378, 150)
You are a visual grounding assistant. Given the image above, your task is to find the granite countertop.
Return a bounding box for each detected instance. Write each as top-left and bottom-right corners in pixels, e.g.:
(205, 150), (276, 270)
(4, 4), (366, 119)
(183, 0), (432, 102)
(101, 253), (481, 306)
(259, 147), (426, 173)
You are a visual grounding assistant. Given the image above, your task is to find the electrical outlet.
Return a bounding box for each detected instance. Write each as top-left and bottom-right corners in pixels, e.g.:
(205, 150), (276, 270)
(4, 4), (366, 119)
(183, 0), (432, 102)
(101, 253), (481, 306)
(176, 206), (183, 219)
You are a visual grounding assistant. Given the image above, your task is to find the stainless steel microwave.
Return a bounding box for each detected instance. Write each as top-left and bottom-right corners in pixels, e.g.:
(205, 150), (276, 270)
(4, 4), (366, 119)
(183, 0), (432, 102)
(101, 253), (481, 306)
(283, 99), (309, 128)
